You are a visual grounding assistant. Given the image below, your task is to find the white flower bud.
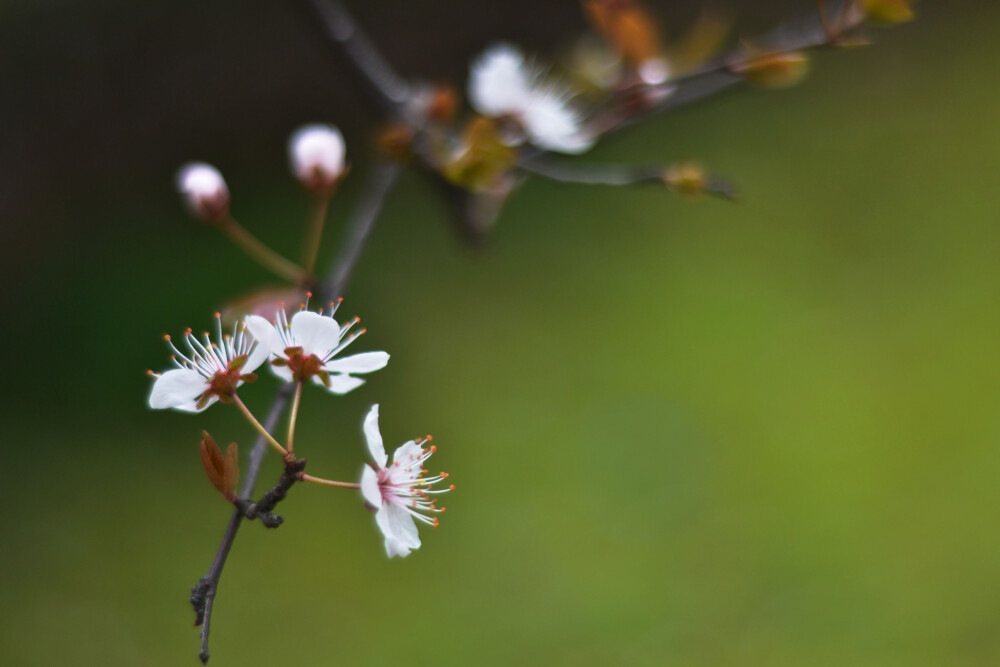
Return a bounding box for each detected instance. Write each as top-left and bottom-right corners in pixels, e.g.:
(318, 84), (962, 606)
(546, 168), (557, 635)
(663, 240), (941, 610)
(288, 124), (346, 194)
(176, 162), (229, 222)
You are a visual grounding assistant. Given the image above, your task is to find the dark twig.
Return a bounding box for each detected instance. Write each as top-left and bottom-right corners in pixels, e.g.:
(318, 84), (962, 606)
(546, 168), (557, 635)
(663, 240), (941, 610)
(192, 161), (400, 663)
(323, 161), (401, 299)
(297, 0), (409, 117)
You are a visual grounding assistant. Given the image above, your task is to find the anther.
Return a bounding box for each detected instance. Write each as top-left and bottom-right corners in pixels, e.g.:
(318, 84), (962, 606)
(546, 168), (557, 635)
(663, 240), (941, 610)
(163, 334), (171, 341)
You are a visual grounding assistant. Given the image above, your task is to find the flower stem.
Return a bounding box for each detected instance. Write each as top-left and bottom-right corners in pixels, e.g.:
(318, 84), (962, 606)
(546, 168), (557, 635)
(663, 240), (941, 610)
(218, 215), (307, 284)
(286, 382), (304, 455)
(299, 473), (360, 489)
(232, 394), (289, 459)
(302, 195), (331, 277)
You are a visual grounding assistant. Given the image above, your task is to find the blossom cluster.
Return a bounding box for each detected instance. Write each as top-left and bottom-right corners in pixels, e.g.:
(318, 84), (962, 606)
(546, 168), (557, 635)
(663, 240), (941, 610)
(154, 126), (452, 558)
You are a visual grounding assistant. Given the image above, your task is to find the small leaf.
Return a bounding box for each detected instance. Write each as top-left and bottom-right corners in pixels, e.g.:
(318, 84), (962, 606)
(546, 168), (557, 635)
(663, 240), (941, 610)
(199, 432), (226, 497)
(733, 51), (810, 89)
(223, 442), (240, 502)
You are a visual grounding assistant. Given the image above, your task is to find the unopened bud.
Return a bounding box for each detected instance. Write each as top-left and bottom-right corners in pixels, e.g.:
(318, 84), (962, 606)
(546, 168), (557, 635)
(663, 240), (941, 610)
(176, 162), (229, 222)
(733, 51), (810, 89)
(289, 124), (347, 194)
(861, 0), (914, 24)
(663, 163), (706, 197)
(427, 86), (459, 123)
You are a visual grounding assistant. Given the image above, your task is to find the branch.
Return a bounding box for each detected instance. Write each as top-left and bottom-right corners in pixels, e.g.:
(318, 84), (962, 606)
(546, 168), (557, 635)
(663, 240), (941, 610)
(191, 161), (400, 664)
(518, 157), (737, 200)
(591, 0), (863, 137)
(296, 0), (410, 117)
(323, 161), (401, 299)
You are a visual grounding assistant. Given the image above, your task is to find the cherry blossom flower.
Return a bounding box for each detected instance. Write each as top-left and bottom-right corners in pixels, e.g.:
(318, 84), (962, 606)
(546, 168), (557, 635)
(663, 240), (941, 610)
(288, 124), (347, 193)
(468, 43), (596, 155)
(359, 405), (452, 558)
(245, 303), (388, 394)
(176, 162), (230, 221)
(148, 314), (268, 412)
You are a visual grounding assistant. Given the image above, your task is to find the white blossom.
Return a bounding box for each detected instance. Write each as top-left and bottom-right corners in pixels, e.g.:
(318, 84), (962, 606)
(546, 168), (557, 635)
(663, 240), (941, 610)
(148, 314), (268, 412)
(245, 303), (388, 394)
(288, 124), (347, 193)
(359, 405), (452, 558)
(468, 43), (596, 155)
(176, 162), (229, 221)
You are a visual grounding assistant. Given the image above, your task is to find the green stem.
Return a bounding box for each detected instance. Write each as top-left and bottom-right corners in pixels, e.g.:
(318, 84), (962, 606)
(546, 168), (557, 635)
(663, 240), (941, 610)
(218, 215), (307, 284)
(232, 394), (289, 459)
(302, 195), (331, 277)
(286, 382), (304, 455)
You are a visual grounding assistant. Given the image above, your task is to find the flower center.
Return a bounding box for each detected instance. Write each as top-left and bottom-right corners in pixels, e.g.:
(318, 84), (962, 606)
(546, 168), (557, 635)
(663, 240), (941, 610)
(280, 346), (327, 383)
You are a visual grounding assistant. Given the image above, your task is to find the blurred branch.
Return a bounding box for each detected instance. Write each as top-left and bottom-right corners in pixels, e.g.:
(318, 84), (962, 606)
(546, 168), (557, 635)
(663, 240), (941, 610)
(518, 157), (666, 187)
(593, 0), (863, 137)
(518, 157), (737, 200)
(296, 0), (410, 117)
(191, 161), (400, 664)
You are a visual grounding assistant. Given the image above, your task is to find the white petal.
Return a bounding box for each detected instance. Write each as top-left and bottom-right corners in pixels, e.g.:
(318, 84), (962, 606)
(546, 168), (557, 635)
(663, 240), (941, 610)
(271, 362), (294, 383)
(148, 368), (209, 411)
(363, 404), (387, 468)
(522, 92), (595, 155)
(315, 373), (366, 394)
(243, 336), (270, 374)
(376, 503), (421, 558)
(289, 311), (341, 357)
(245, 315), (282, 356)
(323, 351), (389, 374)
(469, 43), (532, 117)
(391, 440), (424, 466)
(176, 162), (226, 199)
(360, 465), (382, 508)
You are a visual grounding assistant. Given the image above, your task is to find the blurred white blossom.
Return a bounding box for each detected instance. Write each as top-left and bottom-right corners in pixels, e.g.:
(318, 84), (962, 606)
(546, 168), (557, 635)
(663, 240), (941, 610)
(468, 43), (595, 155)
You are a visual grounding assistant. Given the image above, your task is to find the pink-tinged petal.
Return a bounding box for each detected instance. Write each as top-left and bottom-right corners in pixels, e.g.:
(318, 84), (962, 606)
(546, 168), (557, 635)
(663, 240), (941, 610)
(363, 404), (387, 468)
(360, 465), (382, 508)
(148, 368), (209, 411)
(315, 373), (366, 395)
(245, 315), (282, 356)
(289, 311), (341, 357)
(324, 351), (389, 374)
(391, 440), (424, 466)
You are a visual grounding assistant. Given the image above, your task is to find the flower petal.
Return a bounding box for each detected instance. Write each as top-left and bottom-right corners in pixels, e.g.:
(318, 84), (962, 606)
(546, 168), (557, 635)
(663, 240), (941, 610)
(363, 404), (387, 468)
(522, 92), (595, 154)
(469, 43), (532, 117)
(270, 361), (294, 383)
(360, 465), (382, 508)
(289, 311), (341, 357)
(323, 351), (390, 374)
(376, 503), (421, 558)
(245, 315), (282, 356)
(148, 368), (209, 411)
(314, 373), (366, 395)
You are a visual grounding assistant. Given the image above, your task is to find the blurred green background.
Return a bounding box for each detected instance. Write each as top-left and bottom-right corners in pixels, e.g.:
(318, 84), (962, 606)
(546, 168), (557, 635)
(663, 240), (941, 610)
(2, 1), (999, 664)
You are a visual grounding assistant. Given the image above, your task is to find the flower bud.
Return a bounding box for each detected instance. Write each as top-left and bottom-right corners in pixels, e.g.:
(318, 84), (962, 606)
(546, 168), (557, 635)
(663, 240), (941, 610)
(289, 124), (347, 194)
(176, 162), (229, 222)
(663, 163), (706, 197)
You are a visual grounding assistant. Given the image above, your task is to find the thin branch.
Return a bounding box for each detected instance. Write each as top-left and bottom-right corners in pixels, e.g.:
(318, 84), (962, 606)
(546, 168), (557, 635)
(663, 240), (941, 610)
(192, 161), (400, 664)
(323, 161), (401, 299)
(518, 159), (666, 187)
(591, 0), (862, 138)
(296, 0), (410, 116)
(518, 157), (737, 200)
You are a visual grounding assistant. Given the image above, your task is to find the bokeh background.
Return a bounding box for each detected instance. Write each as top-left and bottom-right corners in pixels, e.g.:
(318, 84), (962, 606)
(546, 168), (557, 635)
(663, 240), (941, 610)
(2, 0), (999, 664)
